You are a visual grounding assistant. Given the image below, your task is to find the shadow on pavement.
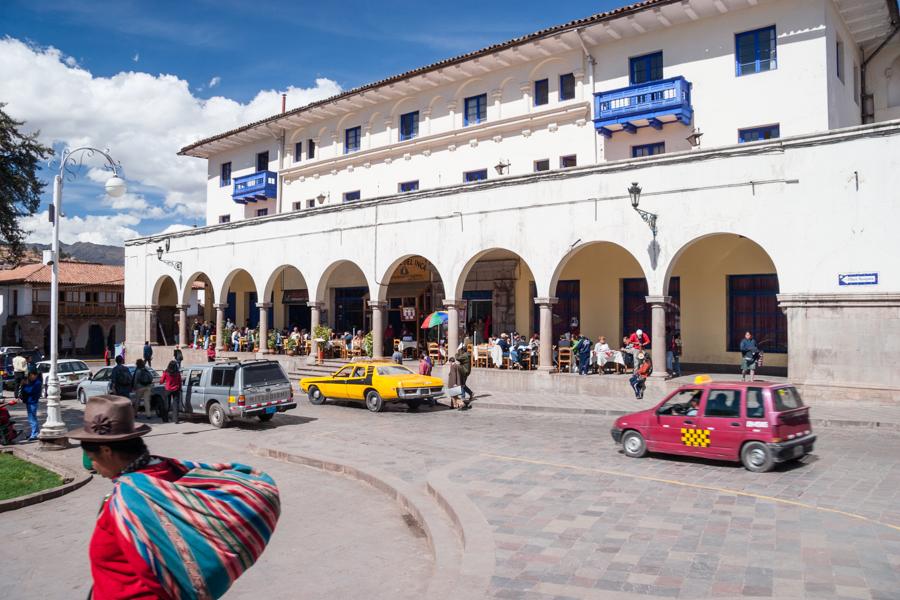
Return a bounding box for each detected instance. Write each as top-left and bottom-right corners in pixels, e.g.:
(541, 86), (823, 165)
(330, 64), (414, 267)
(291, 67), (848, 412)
(619, 448), (817, 473)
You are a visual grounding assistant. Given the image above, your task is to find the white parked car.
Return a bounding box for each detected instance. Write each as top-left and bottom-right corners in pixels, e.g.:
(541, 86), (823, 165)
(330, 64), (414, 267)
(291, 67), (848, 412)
(35, 359), (92, 396)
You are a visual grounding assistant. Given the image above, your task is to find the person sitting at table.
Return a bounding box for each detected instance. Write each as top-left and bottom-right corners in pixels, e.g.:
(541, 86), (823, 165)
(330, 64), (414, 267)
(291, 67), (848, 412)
(621, 336), (635, 371)
(497, 333), (511, 367)
(401, 329), (414, 342)
(391, 347), (404, 364)
(593, 336), (625, 374)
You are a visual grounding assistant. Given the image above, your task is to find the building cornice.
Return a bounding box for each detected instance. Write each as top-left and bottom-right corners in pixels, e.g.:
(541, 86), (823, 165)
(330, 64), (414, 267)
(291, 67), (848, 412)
(128, 118), (900, 247)
(778, 293), (900, 308)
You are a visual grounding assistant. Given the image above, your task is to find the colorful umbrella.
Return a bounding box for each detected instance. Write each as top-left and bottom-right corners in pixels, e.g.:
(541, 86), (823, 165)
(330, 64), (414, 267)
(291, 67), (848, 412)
(420, 311), (448, 329)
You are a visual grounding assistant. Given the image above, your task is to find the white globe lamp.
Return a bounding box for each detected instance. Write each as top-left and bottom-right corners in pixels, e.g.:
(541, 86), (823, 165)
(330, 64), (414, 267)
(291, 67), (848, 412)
(105, 175), (127, 198)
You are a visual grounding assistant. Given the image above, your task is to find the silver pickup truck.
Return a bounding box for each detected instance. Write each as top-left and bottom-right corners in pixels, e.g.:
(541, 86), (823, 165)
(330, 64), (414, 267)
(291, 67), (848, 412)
(180, 360), (296, 427)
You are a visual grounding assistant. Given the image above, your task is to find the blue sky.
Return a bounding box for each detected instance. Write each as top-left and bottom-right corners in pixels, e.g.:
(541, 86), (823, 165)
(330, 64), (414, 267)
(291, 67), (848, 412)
(1, 0), (625, 245)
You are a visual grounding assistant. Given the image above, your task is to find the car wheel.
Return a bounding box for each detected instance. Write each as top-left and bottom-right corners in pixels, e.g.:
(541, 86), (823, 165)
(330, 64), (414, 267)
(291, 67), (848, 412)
(78, 390), (87, 405)
(365, 390), (384, 413)
(741, 441), (774, 473)
(622, 431), (647, 458)
(207, 402), (227, 429)
(258, 412), (274, 422)
(307, 385), (326, 405)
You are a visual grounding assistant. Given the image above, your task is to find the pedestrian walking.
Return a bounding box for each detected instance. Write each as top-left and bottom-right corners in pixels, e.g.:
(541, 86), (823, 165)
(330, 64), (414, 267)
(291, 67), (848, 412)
(667, 330), (683, 378)
(132, 358), (154, 419)
(740, 331), (760, 382)
(207, 344), (217, 362)
(110, 355), (133, 398)
(173, 347), (183, 370)
(70, 395), (280, 600)
(12, 351), (28, 398)
(629, 353), (652, 399)
(455, 345), (474, 408)
(103, 346), (111, 366)
(159, 360), (183, 424)
(142, 340), (153, 368)
(576, 335), (591, 375)
(418, 352), (433, 376)
(18, 367), (42, 441)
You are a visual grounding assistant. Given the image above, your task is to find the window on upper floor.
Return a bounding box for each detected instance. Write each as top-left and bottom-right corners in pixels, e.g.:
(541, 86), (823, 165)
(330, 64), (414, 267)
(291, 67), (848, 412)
(534, 159), (550, 172)
(632, 142), (665, 158)
(735, 26), (777, 76)
(220, 162), (232, 187)
(464, 94), (487, 126)
(294, 141), (302, 162)
(256, 151), (269, 172)
(629, 51), (663, 85)
(256, 208), (268, 217)
(307, 198), (316, 208)
(836, 38), (845, 83)
(534, 79), (549, 106)
(218, 214), (231, 224)
(398, 180), (419, 193)
(738, 124), (780, 143)
(463, 169), (488, 183)
(292, 201), (303, 211)
(308, 139), (316, 159)
(345, 127), (361, 154)
(399, 111), (419, 141)
(343, 190), (361, 203)
(559, 73), (575, 101)
(560, 155), (577, 168)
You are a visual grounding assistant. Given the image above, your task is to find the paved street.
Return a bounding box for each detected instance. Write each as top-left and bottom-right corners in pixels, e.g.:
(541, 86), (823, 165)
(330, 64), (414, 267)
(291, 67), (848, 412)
(2, 391), (899, 599)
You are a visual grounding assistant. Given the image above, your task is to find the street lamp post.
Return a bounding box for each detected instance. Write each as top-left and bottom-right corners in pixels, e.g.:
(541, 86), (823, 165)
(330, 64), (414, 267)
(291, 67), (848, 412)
(39, 147), (126, 450)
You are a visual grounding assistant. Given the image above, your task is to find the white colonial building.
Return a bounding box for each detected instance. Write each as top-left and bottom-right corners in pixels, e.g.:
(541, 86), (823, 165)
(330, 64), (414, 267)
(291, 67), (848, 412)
(125, 0), (900, 400)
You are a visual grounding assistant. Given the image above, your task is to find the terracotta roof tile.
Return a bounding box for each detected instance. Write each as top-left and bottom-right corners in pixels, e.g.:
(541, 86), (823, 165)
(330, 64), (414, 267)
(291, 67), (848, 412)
(0, 262), (124, 286)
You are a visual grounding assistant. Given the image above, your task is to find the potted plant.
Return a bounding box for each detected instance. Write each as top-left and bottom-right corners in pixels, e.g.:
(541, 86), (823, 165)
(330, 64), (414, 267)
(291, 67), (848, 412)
(363, 331), (373, 357)
(313, 325), (332, 365)
(286, 336), (297, 356)
(267, 331), (276, 351)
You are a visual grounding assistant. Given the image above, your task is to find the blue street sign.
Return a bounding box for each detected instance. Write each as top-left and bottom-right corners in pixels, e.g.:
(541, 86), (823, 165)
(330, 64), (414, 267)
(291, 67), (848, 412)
(838, 272), (878, 286)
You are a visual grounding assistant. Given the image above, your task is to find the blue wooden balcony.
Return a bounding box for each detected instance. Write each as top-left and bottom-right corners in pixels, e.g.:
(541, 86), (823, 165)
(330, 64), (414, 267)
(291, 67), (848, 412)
(232, 171), (277, 203)
(593, 76), (693, 138)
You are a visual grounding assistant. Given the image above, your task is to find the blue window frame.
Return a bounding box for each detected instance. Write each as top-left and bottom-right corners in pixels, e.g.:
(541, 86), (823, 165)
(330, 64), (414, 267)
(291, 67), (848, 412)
(399, 111), (419, 141)
(629, 51), (663, 85)
(735, 26), (777, 76)
(559, 73), (575, 101)
(534, 79), (549, 106)
(220, 162), (231, 187)
(344, 126), (361, 153)
(398, 180), (419, 193)
(294, 141), (302, 162)
(464, 94), (487, 126)
(738, 124), (780, 143)
(632, 142), (665, 157)
(463, 169), (488, 183)
(308, 138), (316, 159)
(343, 190), (361, 203)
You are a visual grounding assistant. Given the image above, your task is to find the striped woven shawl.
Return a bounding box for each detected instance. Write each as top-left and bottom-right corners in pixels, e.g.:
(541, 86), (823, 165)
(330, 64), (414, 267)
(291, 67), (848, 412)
(108, 460), (281, 600)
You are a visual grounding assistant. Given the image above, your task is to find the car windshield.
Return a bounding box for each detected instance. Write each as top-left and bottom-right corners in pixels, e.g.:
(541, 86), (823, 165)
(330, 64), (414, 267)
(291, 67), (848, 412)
(243, 363), (288, 387)
(773, 386), (804, 411)
(377, 366), (414, 376)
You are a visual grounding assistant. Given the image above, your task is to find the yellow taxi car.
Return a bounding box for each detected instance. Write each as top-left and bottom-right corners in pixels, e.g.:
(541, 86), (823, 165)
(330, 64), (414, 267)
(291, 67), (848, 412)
(299, 360), (445, 412)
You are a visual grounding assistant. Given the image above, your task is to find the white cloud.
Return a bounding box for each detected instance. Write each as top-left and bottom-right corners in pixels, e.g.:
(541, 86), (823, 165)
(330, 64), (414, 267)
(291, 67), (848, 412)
(0, 37), (342, 230)
(132, 52), (140, 63)
(20, 211), (142, 246)
(208, 75), (221, 88)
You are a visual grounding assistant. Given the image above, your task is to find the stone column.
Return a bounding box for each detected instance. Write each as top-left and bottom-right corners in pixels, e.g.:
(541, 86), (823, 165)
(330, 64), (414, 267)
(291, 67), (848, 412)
(147, 304), (159, 344)
(444, 299), (461, 356)
(307, 301), (323, 365)
(646, 295), (670, 377)
(534, 297), (557, 371)
(176, 304), (188, 349)
(369, 300), (386, 359)
(215, 303), (226, 351)
(257, 302), (272, 354)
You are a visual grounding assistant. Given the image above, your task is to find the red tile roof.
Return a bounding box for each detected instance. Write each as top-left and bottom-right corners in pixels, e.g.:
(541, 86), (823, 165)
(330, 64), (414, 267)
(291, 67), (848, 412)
(0, 262), (124, 286)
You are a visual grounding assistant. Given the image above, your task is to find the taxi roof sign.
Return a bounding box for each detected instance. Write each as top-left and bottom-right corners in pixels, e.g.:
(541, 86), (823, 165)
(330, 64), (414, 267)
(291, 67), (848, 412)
(693, 375), (712, 384)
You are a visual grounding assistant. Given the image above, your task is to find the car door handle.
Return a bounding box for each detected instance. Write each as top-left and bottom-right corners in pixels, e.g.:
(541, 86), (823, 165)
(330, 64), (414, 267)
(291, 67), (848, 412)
(730, 422), (741, 427)
(683, 420), (694, 425)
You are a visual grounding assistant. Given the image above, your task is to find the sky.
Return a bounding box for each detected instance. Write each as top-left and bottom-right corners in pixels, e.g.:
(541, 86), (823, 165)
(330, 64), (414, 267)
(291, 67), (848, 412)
(0, 0), (625, 247)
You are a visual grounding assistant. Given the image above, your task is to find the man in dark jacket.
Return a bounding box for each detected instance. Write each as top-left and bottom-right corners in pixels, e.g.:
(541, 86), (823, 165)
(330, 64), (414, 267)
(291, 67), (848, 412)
(18, 367), (43, 440)
(455, 346), (474, 408)
(143, 341), (153, 368)
(111, 355), (133, 398)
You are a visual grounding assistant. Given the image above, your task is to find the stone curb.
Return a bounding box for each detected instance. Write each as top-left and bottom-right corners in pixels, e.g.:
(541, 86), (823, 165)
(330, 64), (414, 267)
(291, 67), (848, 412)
(475, 402), (900, 430)
(0, 447), (92, 513)
(426, 456), (496, 599)
(247, 444), (477, 600)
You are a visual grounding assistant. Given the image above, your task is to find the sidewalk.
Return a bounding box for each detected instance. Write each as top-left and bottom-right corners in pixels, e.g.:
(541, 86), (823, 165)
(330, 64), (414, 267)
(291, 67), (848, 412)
(473, 387), (900, 430)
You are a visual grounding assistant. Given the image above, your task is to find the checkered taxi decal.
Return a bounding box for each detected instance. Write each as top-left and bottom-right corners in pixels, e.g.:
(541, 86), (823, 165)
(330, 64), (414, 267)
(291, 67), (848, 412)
(680, 428), (711, 447)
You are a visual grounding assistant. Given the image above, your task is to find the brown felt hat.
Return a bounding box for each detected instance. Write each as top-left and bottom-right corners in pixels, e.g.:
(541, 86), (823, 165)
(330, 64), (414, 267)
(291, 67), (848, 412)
(68, 395), (151, 442)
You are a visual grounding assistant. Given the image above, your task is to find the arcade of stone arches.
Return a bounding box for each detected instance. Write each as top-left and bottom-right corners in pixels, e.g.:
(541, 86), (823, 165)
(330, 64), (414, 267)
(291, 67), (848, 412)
(149, 234), (787, 374)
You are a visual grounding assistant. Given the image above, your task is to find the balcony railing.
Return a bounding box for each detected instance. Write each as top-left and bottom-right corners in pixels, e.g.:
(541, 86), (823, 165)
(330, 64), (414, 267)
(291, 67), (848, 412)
(232, 170), (277, 204)
(593, 76), (693, 138)
(32, 302), (124, 317)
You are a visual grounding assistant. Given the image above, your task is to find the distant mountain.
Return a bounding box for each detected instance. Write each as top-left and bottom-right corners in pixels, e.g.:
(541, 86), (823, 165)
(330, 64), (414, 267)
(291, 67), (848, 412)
(26, 241), (124, 265)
